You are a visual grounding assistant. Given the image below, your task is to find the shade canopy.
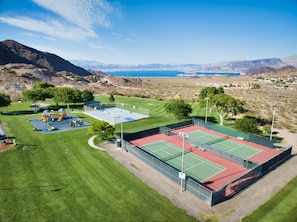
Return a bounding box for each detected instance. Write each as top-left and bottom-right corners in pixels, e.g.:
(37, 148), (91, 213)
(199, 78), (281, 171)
(30, 103), (50, 108)
(43, 109), (51, 114)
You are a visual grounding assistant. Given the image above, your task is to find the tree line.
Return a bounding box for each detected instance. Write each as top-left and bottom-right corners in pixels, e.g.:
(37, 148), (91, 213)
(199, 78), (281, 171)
(22, 81), (94, 108)
(0, 83), (271, 136)
(164, 86), (267, 134)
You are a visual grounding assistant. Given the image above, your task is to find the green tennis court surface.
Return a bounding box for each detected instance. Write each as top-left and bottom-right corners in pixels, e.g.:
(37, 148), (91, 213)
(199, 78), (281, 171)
(141, 140), (225, 182)
(187, 130), (261, 159)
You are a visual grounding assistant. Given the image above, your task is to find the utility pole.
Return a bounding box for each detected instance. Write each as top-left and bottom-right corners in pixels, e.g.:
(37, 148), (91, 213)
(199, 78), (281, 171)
(270, 107), (278, 141)
(205, 97), (210, 123)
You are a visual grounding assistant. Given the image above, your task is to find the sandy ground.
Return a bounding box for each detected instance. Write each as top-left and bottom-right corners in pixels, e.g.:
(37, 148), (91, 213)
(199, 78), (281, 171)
(100, 129), (297, 222)
(275, 128), (297, 153)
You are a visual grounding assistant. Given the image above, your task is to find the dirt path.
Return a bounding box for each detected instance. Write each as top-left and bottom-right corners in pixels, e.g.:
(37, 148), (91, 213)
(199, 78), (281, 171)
(99, 135), (297, 221)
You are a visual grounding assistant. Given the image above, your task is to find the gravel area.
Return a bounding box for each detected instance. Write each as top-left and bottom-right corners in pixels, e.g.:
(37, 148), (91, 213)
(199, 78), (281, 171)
(99, 128), (297, 222)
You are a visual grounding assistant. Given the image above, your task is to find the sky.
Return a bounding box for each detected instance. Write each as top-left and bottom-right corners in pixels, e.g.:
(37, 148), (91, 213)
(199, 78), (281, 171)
(0, 0), (296, 65)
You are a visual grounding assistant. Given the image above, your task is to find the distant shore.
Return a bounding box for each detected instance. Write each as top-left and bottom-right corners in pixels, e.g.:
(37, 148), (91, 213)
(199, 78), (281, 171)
(104, 69), (241, 78)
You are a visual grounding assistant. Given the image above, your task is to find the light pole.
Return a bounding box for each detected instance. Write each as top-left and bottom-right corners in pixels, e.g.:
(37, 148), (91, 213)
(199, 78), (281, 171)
(120, 117), (123, 152)
(205, 97), (210, 123)
(270, 107), (278, 141)
(115, 115), (123, 152)
(179, 132), (188, 192)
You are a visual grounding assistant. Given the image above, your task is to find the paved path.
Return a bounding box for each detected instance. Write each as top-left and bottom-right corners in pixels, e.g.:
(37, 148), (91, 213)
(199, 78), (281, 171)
(87, 135), (106, 151)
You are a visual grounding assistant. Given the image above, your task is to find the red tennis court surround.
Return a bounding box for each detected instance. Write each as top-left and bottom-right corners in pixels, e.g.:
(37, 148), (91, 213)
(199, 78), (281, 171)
(130, 125), (281, 191)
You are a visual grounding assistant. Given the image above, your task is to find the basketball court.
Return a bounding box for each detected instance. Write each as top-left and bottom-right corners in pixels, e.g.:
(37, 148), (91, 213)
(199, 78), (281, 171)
(84, 107), (148, 125)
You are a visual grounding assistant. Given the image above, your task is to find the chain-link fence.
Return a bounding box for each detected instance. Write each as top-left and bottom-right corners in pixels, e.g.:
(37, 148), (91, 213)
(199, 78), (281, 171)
(120, 119), (292, 206)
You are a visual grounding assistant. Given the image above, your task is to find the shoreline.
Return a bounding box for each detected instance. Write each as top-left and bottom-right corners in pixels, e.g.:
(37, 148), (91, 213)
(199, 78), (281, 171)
(103, 69), (241, 78)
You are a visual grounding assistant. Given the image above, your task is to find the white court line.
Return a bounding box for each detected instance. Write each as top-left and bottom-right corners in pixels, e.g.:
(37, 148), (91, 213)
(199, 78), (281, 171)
(148, 142), (184, 158)
(144, 140), (172, 152)
(185, 161), (204, 171)
(202, 167), (227, 182)
(176, 152), (225, 172)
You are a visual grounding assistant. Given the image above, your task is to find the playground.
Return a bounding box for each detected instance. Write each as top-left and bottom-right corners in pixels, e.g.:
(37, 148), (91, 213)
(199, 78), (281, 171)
(0, 121), (14, 151)
(29, 109), (89, 134)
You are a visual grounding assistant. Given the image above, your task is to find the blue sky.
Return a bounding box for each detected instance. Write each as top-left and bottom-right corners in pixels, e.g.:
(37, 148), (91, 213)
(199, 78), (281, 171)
(0, 0), (296, 65)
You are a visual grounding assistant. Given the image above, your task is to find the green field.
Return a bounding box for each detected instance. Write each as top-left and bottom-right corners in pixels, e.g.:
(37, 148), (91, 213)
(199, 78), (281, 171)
(1, 96), (296, 221)
(242, 176), (297, 222)
(0, 99), (197, 221)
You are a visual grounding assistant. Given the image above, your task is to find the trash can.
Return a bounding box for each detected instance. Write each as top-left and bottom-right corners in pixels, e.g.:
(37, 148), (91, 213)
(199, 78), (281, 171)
(116, 138), (121, 147)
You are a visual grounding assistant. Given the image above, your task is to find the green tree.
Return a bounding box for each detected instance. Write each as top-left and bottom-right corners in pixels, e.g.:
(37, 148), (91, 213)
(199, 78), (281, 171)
(22, 89), (47, 102)
(210, 94), (245, 126)
(164, 99), (192, 120)
(53, 87), (82, 108)
(109, 93), (115, 103)
(0, 93), (11, 107)
(81, 90), (94, 102)
(199, 86), (222, 100)
(33, 81), (54, 89)
(74, 74), (80, 81)
(262, 124), (271, 135)
(88, 120), (115, 140)
(234, 116), (260, 134)
(198, 86), (224, 107)
(218, 86), (225, 94)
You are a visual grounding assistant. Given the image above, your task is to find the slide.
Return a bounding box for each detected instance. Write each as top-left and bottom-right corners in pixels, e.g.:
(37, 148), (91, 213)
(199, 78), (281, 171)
(41, 116), (47, 122)
(57, 115), (63, 121)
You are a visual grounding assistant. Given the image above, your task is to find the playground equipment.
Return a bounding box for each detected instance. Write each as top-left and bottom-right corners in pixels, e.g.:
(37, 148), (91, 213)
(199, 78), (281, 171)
(70, 119), (84, 127)
(40, 116), (48, 122)
(40, 110), (67, 122)
(57, 115), (63, 121)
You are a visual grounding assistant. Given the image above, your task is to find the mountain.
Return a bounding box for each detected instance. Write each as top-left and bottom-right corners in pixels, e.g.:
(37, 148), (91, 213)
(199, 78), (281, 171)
(0, 40), (91, 76)
(281, 55), (297, 67)
(198, 58), (288, 73)
(71, 60), (200, 71)
(245, 65), (296, 75)
(72, 57), (293, 74)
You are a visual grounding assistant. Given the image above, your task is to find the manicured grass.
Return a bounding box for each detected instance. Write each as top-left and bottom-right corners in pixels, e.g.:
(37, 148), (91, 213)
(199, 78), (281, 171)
(242, 176), (297, 222)
(0, 104), (197, 221)
(96, 95), (218, 133)
(2, 96), (293, 221)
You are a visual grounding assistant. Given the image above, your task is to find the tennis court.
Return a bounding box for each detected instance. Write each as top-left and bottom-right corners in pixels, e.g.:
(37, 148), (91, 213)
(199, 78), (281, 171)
(141, 140), (226, 182)
(187, 130), (261, 159)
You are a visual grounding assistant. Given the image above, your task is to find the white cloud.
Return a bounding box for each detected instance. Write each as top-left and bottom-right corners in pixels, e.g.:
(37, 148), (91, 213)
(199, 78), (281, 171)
(43, 36), (57, 41)
(0, 16), (97, 40)
(0, 0), (118, 41)
(89, 43), (104, 49)
(20, 32), (38, 37)
(33, 0), (114, 28)
(112, 32), (134, 42)
(112, 32), (123, 37)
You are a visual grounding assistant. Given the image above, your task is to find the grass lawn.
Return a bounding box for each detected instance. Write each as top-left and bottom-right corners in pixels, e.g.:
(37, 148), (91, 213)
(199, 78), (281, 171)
(0, 101), (197, 221)
(1, 96), (295, 221)
(241, 175), (297, 222)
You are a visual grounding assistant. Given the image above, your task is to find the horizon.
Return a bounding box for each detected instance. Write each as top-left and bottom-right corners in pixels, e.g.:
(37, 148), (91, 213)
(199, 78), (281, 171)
(0, 0), (297, 65)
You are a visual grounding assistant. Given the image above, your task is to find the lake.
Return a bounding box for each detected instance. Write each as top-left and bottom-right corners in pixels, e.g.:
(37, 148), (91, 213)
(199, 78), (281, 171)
(105, 70), (240, 77)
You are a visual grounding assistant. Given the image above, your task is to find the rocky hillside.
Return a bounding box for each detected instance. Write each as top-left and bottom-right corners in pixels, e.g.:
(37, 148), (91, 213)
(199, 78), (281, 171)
(199, 58), (288, 73)
(282, 55), (297, 67)
(245, 65), (296, 75)
(0, 40), (91, 76)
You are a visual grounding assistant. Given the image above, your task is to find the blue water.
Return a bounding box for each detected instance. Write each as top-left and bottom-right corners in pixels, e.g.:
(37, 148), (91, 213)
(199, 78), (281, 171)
(105, 70), (240, 77)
